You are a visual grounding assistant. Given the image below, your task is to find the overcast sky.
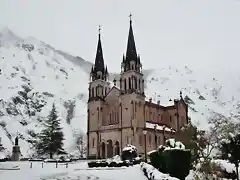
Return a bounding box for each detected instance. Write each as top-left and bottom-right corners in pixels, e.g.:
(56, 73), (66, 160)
(0, 0), (240, 72)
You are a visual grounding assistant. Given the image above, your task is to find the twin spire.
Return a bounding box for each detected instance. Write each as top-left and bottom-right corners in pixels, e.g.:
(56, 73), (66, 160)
(121, 13), (141, 73)
(91, 25), (108, 81)
(125, 13), (138, 64)
(91, 14), (141, 81)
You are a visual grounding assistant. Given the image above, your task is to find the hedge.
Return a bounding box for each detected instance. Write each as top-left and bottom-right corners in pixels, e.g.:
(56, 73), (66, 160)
(87, 158), (142, 168)
(164, 149), (191, 180)
(149, 149), (167, 174)
(148, 142), (191, 180)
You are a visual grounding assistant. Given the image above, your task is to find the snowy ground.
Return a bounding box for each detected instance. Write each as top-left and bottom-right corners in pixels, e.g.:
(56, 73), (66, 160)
(2, 159), (236, 180)
(0, 161), (149, 180)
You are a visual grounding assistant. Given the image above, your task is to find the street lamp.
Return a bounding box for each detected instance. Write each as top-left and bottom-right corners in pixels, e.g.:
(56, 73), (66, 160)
(154, 124), (157, 149)
(143, 128), (147, 163)
(162, 125), (166, 145)
(170, 127), (174, 138)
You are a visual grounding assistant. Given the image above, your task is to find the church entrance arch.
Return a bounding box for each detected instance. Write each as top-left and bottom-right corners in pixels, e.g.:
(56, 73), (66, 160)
(107, 139), (113, 158)
(115, 141), (120, 156)
(101, 142), (106, 159)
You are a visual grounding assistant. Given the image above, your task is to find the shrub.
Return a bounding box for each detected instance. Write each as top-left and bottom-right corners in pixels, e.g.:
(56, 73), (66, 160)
(88, 161), (98, 168)
(121, 144), (137, 161)
(149, 150), (159, 168)
(148, 139), (191, 179)
(164, 149), (191, 180)
(108, 161), (118, 167)
(149, 148), (168, 174)
(100, 161), (108, 167)
(119, 160), (129, 167)
(87, 159), (130, 168)
(132, 157), (142, 165)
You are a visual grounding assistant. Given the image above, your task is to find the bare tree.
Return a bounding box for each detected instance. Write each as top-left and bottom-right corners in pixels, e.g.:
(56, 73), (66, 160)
(75, 131), (86, 158)
(208, 112), (240, 154)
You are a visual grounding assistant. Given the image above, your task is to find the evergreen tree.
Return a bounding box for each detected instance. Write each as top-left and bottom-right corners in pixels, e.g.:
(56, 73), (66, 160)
(35, 103), (65, 158)
(175, 122), (207, 166)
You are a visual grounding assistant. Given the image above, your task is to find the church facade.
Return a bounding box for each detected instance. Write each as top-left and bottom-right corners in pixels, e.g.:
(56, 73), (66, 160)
(87, 17), (188, 159)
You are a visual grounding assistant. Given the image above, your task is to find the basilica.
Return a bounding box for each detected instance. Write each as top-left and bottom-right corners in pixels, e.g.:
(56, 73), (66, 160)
(87, 16), (188, 159)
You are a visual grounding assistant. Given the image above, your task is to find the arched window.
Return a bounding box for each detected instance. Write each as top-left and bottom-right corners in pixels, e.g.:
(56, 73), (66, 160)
(128, 77), (131, 89)
(134, 77), (137, 89)
(112, 111), (114, 123)
(120, 78), (122, 89)
(139, 79), (141, 90)
(110, 113), (112, 124)
(124, 79), (127, 91)
(117, 110), (119, 123)
(135, 102), (137, 113)
(92, 138), (95, 147)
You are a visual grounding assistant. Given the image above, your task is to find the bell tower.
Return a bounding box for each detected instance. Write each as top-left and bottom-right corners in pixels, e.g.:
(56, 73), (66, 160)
(87, 26), (110, 159)
(119, 14), (145, 148)
(88, 25), (110, 102)
(120, 14), (145, 97)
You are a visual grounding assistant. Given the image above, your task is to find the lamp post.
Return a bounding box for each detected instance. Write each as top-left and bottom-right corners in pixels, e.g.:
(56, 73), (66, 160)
(154, 124), (157, 149)
(163, 125), (166, 145)
(170, 128), (174, 138)
(143, 128), (147, 163)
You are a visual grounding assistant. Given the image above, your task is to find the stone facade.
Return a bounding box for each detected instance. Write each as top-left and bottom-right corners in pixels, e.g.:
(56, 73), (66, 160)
(87, 18), (188, 159)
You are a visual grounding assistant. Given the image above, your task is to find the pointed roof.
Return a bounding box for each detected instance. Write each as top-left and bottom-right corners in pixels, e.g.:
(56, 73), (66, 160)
(94, 26), (105, 72)
(126, 14), (138, 62)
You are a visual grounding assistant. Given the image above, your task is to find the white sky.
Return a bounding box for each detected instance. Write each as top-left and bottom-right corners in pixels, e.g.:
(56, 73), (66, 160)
(0, 0), (240, 72)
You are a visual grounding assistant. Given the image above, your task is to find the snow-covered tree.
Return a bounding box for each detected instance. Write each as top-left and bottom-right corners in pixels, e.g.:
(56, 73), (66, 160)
(220, 134), (240, 180)
(35, 103), (65, 158)
(208, 112), (240, 153)
(175, 122), (207, 165)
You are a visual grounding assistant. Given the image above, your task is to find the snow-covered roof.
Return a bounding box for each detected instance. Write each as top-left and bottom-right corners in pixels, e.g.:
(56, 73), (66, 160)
(145, 121), (175, 132)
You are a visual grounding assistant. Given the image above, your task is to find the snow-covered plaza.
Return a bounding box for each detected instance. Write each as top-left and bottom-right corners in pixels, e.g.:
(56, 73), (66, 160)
(0, 161), (148, 180)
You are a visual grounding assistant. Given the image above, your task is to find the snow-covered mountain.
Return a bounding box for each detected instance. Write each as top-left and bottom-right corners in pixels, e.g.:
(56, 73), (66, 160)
(0, 28), (91, 157)
(0, 28), (239, 157)
(145, 66), (240, 127)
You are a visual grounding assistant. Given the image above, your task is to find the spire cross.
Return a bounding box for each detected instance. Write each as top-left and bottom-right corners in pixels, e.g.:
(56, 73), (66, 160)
(98, 25), (101, 35)
(129, 13), (132, 22)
